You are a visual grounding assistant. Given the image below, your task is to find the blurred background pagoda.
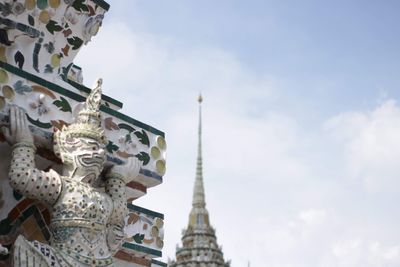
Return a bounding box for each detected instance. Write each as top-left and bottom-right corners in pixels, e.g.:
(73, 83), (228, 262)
(169, 95), (230, 267)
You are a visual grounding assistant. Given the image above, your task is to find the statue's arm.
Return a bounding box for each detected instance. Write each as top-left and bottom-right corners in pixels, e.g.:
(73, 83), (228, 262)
(105, 157), (142, 253)
(105, 175), (127, 253)
(5, 106), (62, 206)
(9, 142), (62, 205)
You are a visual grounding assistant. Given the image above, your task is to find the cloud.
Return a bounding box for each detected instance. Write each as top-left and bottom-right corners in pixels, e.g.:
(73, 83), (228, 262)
(247, 209), (400, 267)
(322, 239), (400, 267)
(74, 17), (400, 267)
(76, 21), (278, 126)
(299, 208), (327, 226)
(324, 99), (400, 193)
(75, 19), (312, 266)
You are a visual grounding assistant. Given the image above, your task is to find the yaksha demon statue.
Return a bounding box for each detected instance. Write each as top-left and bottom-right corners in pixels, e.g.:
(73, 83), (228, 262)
(4, 80), (141, 266)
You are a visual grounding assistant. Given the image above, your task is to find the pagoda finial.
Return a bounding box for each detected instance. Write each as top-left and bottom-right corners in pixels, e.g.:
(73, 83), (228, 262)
(192, 94), (205, 208)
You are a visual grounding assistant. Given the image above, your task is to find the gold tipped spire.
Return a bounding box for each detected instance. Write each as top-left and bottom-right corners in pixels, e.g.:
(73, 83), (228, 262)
(192, 93), (204, 209)
(188, 93), (210, 228)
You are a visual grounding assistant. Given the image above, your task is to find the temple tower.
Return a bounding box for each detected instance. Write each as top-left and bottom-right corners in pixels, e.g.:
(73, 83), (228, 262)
(169, 95), (230, 267)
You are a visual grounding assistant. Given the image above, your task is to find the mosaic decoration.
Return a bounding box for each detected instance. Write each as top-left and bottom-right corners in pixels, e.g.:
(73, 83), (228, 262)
(124, 204), (164, 255)
(0, 0), (167, 266)
(3, 84), (135, 266)
(0, 197), (51, 267)
(0, 0), (108, 76)
(0, 64), (167, 187)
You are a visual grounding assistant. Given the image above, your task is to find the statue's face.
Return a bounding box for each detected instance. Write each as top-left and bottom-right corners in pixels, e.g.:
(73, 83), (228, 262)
(63, 136), (106, 184)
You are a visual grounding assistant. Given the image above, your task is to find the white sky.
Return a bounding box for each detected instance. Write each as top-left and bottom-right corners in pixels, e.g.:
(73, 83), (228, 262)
(75, 1), (400, 266)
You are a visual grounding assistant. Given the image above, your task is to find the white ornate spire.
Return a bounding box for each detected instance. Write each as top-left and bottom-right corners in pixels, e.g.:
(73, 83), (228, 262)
(170, 94), (230, 267)
(192, 94), (206, 208)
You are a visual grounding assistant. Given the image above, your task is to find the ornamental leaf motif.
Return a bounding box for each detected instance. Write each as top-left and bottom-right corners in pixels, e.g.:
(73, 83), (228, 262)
(135, 152), (150, 165)
(118, 123), (135, 133)
(72, 0), (89, 12)
(133, 233), (145, 244)
(106, 141), (119, 154)
(53, 97), (72, 112)
(26, 114), (52, 129)
(14, 51), (24, 69)
(67, 37), (83, 50)
(134, 130), (150, 147)
(44, 64), (53, 73)
(46, 20), (63, 35)
(28, 15), (34, 26)
(14, 81), (32, 95)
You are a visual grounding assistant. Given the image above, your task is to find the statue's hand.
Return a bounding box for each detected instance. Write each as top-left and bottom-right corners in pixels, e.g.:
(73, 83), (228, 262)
(107, 157), (142, 184)
(2, 106), (33, 145)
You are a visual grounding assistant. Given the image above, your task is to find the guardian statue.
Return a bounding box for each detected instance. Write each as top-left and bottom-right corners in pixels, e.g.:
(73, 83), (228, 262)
(4, 80), (140, 266)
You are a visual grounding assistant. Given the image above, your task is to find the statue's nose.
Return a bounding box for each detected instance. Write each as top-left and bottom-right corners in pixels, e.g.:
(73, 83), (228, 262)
(98, 148), (105, 157)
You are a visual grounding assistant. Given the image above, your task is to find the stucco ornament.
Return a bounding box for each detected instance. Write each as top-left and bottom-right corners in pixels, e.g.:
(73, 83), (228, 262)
(83, 15), (104, 44)
(4, 79), (142, 267)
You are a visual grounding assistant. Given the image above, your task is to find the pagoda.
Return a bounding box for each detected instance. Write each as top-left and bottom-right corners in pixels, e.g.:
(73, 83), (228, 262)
(169, 95), (230, 267)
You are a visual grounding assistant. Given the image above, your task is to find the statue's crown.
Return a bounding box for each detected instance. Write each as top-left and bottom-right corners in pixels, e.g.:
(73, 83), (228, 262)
(55, 79), (107, 146)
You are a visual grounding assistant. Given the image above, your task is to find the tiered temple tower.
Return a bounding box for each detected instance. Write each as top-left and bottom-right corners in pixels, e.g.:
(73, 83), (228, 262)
(169, 96), (230, 267)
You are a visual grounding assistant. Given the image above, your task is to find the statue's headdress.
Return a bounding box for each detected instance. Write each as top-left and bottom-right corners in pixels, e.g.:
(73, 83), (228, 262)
(54, 79), (107, 159)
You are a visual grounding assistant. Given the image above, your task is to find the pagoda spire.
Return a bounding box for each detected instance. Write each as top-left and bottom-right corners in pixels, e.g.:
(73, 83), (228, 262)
(169, 94), (230, 267)
(192, 94), (206, 208)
